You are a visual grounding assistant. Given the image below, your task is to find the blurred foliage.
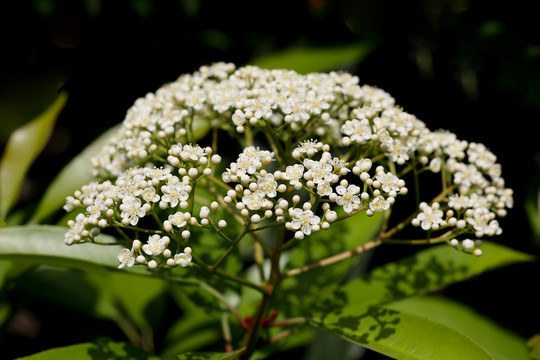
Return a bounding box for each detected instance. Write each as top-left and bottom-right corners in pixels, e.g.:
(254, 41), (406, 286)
(0, 0), (539, 359)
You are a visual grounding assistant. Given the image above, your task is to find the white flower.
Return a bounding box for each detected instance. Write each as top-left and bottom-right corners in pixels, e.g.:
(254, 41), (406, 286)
(242, 192), (269, 211)
(232, 109), (246, 126)
(161, 177), (189, 207)
(414, 203), (444, 230)
(175, 252), (192, 267)
(294, 139), (323, 156)
(303, 159), (334, 184)
(282, 164), (304, 187)
(142, 234), (168, 255)
(120, 196), (146, 226)
(235, 154), (261, 177)
(117, 248), (135, 269)
(335, 184), (361, 213)
(168, 212), (187, 228)
(453, 163), (486, 190)
(257, 173), (278, 198)
(181, 144), (206, 161)
(341, 118), (372, 143)
(385, 139), (410, 164)
(316, 181), (334, 196)
(141, 186), (160, 202)
(375, 172), (400, 193)
(289, 208), (321, 235)
(369, 196), (390, 212)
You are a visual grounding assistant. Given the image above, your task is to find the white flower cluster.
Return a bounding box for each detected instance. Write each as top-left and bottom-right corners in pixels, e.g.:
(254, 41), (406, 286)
(220, 143), (407, 240)
(65, 62), (513, 269)
(410, 131), (513, 253)
(64, 142), (224, 269)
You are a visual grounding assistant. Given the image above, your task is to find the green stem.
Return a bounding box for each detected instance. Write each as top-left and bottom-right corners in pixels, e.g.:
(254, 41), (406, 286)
(241, 226), (285, 359)
(283, 236), (383, 277)
(211, 224), (250, 270)
(192, 253), (265, 293)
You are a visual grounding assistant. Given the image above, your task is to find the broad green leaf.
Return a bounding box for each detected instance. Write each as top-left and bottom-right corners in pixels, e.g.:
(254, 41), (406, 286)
(249, 41), (377, 74)
(311, 241), (534, 313)
(30, 123), (121, 223)
(310, 304), (494, 360)
(274, 211), (384, 317)
(0, 225), (124, 271)
(15, 340), (160, 360)
(0, 225), (238, 296)
(174, 348), (245, 360)
(0, 92), (67, 218)
(387, 296), (530, 360)
(85, 271), (166, 331)
(162, 286), (221, 357)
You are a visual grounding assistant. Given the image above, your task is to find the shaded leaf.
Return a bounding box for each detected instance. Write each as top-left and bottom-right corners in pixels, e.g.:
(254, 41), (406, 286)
(30, 123), (121, 223)
(174, 348), (245, 360)
(249, 41), (376, 74)
(0, 225), (125, 272)
(275, 211), (384, 317)
(387, 295), (531, 360)
(15, 340), (160, 360)
(0, 92), (67, 218)
(312, 241), (534, 314)
(310, 304), (494, 360)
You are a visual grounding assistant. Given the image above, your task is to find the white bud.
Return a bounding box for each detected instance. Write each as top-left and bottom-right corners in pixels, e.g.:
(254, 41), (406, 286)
(211, 155), (222, 164)
(200, 206), (210, 219)
(132, 239), (142, 251)
(188, 168), (198, 177)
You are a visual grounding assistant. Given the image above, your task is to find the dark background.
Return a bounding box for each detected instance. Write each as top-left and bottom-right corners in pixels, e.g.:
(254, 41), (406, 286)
(1, 0), (539, 358)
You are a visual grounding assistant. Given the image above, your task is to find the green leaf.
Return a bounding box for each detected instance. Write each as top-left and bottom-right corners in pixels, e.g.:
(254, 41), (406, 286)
(15, 340), (160, 360)
(310, 304), (494, 360)
(85, 271), (166, 330)
(387, 296), (531, 360)
(0, 91), (68, 218)
(30, 123), (121, 223)
(275, 211), (384, 317)
(249, 41), (376, 74)
(0, 225), (124, 271)
(0, 225), (223, 289)
(313, 241), (534, 313)
(174, 348), (245, 360)
(162, 286), (221, 357)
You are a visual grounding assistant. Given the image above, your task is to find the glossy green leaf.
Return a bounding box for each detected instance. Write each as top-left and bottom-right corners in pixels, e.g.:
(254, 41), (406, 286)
(0, 225), (233, 294)
(30, 123), (121, 223)
(310, 303), (494, 360)
(275, 211), (384, 317)
(311, 241), (534, 314)
(85, 271), (166, 331)
(162, 286), (221, 357)
(249, 42), (374, 74)
(387, 296), (530, 360)
(174, 348), (245, 360)
(249, 41), (376, 74)
(15, 340), (160, 360)
(0, 225), (124, 271)
(0, 92), (68, 218)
